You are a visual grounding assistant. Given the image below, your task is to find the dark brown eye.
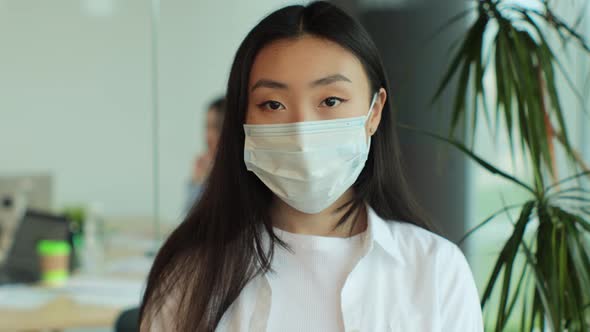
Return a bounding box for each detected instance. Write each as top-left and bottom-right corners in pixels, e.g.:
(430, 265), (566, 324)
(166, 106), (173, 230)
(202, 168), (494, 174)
(321, 97), (343, 107)
(258, 100), (285, 111)
(268, 101), (282, 110)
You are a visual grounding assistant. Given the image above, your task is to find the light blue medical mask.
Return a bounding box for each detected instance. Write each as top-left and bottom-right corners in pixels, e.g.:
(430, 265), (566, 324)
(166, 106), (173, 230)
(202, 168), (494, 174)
(243, 93), (378, 214)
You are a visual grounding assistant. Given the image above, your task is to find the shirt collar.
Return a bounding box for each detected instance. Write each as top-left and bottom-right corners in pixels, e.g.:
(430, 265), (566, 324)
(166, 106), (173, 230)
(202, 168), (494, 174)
(259, 204), (406, 266)
(363, 204), (406, 266)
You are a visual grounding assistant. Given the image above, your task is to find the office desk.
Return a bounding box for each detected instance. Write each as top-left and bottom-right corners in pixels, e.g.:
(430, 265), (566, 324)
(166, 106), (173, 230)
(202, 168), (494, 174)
(0, 216), (173, 332)
(0, 295), (121, 331)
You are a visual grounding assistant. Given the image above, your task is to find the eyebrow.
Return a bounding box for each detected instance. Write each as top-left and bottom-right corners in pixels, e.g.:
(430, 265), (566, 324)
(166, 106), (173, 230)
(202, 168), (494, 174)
(250, 74), (352, 92)
(310, 74), (352, 87)
(250, 79), (288, 92)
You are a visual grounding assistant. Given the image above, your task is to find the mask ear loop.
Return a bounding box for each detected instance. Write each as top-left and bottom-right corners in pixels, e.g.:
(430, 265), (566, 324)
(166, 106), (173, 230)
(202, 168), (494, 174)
(364, 92), (380, 151)
(366, 92), (379, 134)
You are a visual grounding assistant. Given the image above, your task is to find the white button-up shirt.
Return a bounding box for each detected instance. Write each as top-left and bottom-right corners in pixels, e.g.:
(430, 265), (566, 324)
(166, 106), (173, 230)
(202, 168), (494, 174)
(152, 206), (484, 331)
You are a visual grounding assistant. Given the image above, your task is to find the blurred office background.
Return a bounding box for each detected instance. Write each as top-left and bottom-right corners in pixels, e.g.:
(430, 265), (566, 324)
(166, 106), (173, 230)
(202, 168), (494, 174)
(0, 0), (588, 331)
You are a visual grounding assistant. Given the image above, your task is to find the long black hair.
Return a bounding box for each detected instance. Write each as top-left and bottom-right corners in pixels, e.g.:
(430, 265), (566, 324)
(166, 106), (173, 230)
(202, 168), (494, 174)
(140, 2), (431, 331)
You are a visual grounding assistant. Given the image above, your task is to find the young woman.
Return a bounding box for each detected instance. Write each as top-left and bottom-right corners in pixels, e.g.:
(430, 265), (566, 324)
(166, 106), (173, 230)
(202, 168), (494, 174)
(140, 2), (483, 331)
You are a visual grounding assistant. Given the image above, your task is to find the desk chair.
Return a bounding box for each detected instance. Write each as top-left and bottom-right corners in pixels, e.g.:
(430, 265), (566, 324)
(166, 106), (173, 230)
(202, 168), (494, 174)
(115, 307), (140, 332)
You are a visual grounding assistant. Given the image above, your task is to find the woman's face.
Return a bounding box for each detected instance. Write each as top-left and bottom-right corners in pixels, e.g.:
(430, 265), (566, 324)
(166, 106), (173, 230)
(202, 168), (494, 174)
(205, 108), (221, 154)
(246, 35), (386, 135)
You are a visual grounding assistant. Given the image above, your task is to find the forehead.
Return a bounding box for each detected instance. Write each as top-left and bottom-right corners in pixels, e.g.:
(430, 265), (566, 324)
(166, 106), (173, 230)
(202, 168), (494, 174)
(249, 35), (369, 89)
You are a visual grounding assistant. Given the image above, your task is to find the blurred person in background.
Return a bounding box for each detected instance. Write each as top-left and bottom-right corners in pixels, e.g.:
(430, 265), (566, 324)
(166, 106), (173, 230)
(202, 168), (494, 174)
(186, 96), (226, 211)
(116, 97), (225, 331)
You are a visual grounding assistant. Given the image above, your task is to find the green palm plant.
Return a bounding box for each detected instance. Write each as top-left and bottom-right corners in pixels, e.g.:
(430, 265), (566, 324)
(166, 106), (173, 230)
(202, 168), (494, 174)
(422, 0), (590, 330)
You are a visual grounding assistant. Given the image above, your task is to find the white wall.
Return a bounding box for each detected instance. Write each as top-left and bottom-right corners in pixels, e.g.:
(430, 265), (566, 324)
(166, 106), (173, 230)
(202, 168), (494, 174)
(0, 0), (153, 217)
(0, 0), (304, 221)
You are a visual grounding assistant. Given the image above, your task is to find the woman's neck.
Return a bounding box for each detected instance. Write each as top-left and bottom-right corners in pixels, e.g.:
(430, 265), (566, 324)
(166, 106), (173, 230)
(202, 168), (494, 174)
(270, 189), (367, 237)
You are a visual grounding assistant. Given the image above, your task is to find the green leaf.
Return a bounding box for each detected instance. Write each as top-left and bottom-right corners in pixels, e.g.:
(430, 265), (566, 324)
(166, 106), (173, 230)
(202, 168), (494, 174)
(521, 239), (560, 331)
(547, 187), (590, 200)
(538, 208), (562, 327)
(495, 28), (516, 162)
(546, 171), (590, 192)
(502, 262), (529, 328)
(459, 202), (526, 245)
(397, 123), (536, 194)
(548, 46), (588, 116)
(504, 25), (539, 183)
(512, 29), (550, 186)
(558, 224), (567, 320)
(494, 202), (535, 330)
(470, 16), (490, 147)
(526, 7), (590, 53)
(426, 6), (476, 45)
(520, 268), (534, 331)
(553, 196), (590, 203)
(530, 288), (541, 332)
(574, 214), (590, 233)
(568, 233), (590, 307)
(561, 211), (590, 331)
(432, 45), (467, 105)
(432, 15), (485, 105)
(451, 59), (472, 136)
(521, 11), (586, 117)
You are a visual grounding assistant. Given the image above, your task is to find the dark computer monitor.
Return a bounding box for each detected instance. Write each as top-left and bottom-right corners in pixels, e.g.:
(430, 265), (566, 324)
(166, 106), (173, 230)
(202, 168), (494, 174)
(0, 210), (71, 284)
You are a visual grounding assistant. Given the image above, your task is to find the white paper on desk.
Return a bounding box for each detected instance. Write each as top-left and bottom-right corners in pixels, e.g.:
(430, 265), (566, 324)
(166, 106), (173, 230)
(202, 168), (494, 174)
(0, 285), (57, 309)
(64, 276), (145, 308)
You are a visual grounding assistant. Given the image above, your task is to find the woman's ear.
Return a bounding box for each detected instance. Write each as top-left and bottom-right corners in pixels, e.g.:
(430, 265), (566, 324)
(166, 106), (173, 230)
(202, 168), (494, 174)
(367, 87), (387, 136)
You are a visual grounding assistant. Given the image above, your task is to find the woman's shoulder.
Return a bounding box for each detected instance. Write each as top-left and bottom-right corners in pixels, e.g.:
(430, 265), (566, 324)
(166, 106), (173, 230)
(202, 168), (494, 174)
(385, 219), (462, 262)
(390, 221), (483, 329)
(382, 219), (483, 329)
(376, 217), (477, 286)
